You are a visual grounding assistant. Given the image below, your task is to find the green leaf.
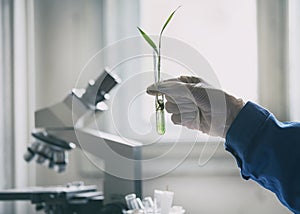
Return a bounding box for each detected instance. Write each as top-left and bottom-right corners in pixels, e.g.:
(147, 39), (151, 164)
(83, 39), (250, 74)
(137, 27), (158, 54)
(159, 6), (181, 37)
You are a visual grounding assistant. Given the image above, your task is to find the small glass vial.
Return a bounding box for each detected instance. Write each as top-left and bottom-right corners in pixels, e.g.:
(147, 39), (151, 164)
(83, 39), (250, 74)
(153, 52), (165, 135)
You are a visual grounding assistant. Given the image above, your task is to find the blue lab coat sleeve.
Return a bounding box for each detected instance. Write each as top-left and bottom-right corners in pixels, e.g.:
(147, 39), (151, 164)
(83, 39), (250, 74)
(225, 101), (300, 213)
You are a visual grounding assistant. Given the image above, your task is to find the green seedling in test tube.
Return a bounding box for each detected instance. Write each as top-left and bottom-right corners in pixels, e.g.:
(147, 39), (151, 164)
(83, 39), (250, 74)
(137, 6), (180, 135)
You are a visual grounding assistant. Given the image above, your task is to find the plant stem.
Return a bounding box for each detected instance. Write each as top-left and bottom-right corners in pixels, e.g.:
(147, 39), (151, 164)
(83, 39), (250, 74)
(158, 37), (162, 81)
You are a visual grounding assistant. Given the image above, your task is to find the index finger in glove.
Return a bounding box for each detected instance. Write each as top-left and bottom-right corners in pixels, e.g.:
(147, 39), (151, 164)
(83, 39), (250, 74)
(146, 78), (179, 95)
(146, 80), (194, 99)
(178, 76), (204, 84)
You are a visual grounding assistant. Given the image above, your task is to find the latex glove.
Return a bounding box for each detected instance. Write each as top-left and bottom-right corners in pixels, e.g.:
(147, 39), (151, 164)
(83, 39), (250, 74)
(147, 76), (244, 138)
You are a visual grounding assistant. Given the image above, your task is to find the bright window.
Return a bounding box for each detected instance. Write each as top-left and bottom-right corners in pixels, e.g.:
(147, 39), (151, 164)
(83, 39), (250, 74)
(140, 0), (258, 101)
(118, 0), (258, 142)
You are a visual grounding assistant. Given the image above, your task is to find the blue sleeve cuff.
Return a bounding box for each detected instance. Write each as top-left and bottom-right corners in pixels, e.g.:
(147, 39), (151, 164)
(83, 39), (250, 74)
(224, 101), (270, 178)
(225, 101), (300, 213)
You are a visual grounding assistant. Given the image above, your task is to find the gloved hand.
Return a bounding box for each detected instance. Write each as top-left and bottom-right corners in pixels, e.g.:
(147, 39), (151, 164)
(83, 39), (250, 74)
(147, 76), (244, 138)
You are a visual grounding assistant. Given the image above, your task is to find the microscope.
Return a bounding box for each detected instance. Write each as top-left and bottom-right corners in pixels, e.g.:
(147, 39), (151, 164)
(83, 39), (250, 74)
(0, 69), (142, 214)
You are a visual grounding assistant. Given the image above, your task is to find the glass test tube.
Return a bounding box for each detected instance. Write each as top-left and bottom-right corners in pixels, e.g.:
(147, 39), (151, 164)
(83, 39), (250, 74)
(154, 52), (166, 135)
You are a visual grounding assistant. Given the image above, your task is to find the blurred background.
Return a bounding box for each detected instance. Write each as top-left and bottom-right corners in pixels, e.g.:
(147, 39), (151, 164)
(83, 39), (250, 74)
(0, 0), (299, 213)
